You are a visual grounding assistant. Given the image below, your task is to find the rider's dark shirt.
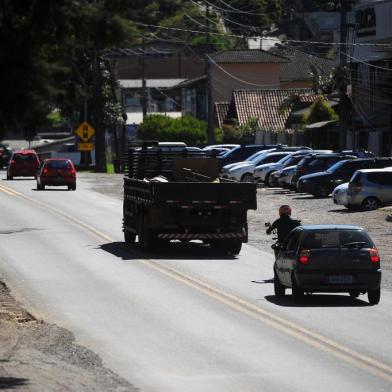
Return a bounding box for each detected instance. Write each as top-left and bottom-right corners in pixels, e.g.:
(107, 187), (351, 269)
(266, 215), (301, 243)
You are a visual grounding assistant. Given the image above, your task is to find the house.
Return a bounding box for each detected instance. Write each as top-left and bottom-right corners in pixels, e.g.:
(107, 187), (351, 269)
(110, 41), (206, 128)
(348, 0), (392, 156)
(222, 88), (325, 145)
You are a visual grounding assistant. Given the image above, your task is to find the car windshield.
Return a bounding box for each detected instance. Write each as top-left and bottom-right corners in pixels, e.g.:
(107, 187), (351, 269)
(277, 155), (292, 164)
(46, 160), (71, 169)
(302, 230), (373, 249)
(326, 160), (348, 173)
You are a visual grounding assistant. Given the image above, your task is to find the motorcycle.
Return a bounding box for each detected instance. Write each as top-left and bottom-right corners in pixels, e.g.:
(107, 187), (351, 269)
(265, 222), (281, 258)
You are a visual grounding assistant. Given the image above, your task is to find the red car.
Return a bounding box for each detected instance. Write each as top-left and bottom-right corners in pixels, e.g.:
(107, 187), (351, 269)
(7, 150), (40, 179)
(37, 158), (77, 190)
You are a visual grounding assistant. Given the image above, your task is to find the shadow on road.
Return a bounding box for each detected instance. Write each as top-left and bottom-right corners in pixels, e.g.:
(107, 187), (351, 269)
(265, 294), (370, 307)
(328, 208), (358, 214)
(0, 377), (29, 389)
(100, 241), (237, 261)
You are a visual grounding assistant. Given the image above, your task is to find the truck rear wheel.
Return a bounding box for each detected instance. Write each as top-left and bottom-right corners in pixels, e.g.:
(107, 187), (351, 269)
(211, 240), (242, 255)
(139, 215), (155, 251)
(124, 230), (136, 245)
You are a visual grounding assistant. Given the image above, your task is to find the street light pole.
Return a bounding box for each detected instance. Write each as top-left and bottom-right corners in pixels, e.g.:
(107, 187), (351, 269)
(205, 1), (214, 144)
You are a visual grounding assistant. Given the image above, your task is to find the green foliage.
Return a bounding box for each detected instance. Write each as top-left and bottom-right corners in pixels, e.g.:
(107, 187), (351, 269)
(46, 110), (64, 127)
(278, 95), (302, 115)
(221, 117), (260, 142)
(303, 96), (339, 125)
(137, 115), (207, 144)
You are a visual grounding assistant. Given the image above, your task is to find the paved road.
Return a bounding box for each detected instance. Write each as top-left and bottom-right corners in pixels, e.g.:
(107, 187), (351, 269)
(0, 174), (391, 392)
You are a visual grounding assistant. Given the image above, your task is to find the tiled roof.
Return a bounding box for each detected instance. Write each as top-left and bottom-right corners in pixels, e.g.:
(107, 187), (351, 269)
(214, 102), (230, 128)
(212, 50), (288, 64)
(229, 89), (322, 131)
(269, 45), (334, 82)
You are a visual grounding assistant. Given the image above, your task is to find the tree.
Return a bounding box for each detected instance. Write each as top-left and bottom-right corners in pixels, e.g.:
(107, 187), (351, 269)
(303, 96), (339, 125)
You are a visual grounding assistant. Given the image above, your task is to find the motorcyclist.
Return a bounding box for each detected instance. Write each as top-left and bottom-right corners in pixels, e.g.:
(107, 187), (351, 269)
(266, 205), (301, 257)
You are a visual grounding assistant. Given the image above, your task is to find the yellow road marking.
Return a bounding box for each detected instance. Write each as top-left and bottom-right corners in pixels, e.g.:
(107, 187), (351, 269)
(0, 184), (22, 196)
(2, 181), (392, 382)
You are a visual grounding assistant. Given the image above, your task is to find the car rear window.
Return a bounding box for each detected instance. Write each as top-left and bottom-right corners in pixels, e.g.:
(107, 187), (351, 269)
(302, 230), (373, 249)
(13, 153), (37, 161)
(45, 160), (71, 169)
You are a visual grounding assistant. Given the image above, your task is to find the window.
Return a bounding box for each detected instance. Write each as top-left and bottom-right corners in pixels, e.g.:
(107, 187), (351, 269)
(367, 172), (392, 186)
(46, 160), (71, 169)
(13, 154), (37, 161)
(302, 230), (372, 249)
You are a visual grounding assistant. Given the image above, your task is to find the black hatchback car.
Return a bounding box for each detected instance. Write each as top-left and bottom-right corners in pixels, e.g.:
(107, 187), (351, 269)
(274, 225), (381, 305)
(292, 153), (357, 190)
(297, 157), (392, 197)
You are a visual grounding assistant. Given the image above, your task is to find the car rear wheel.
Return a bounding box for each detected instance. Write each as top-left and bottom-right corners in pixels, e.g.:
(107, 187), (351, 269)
(315, 184), (329, 198)
(264, 172), (272, 186)
(274, 267), (285, 297)
(367, 288), (380, 305)
(241, 173), (254, 183)
(7, 174), (12, 180)
(36, 183), (42, 190)
(291, 273), (304, 302)
(362, 197), (380, 211)
(349, 290), (360, 298)
(68, 185), (76, 191)
(41, 184), (45, 190)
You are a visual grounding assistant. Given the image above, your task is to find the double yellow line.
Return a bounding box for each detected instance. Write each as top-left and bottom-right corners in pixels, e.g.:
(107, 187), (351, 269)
(0, 183), (22, 196)
(1, 181), (392, 383)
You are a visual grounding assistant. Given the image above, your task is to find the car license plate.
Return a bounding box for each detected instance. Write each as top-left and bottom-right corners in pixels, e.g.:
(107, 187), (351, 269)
(55, 177), (64, 182)
(326, 275), (354, 284)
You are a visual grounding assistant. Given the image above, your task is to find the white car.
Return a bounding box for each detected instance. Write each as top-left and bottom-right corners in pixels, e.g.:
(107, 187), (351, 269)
(220, 149), (275, 177)
(276, 165), (297, 188)
(222, 151), (290, 182)
(332, 182), (349, 206)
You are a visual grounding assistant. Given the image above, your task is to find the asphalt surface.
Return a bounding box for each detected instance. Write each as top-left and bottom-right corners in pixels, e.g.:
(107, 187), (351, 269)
(0, 172), (391, 392)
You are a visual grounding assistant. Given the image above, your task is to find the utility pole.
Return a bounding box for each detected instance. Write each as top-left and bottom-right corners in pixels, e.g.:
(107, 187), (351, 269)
(205, 1), (215, 144)
(141, 36), (148, 120)
(338, 0), (350, 149)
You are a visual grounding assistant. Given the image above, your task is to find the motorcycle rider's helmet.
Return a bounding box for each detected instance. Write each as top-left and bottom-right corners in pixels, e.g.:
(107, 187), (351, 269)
(279, 205), (292, 217)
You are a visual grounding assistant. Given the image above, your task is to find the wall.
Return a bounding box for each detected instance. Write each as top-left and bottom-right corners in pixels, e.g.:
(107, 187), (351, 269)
(211, 63), (281, 103)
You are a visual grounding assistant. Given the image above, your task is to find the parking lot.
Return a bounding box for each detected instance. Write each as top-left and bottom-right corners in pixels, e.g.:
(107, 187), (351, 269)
(247, 185), (392, 291)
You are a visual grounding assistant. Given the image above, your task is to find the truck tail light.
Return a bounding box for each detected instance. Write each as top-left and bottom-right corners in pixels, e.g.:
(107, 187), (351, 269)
(298, 249), (310, 264)
(369, 248), (380, 263)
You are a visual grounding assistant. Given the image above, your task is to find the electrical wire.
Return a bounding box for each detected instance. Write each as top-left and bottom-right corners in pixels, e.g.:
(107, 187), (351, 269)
(132, 21), (392, 48)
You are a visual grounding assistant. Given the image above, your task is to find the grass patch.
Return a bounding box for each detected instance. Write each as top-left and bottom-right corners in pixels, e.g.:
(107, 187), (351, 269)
(106, 163), (115, 174)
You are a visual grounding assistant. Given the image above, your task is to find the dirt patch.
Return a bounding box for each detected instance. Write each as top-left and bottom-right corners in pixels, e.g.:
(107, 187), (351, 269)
(0, 282), (137, 391)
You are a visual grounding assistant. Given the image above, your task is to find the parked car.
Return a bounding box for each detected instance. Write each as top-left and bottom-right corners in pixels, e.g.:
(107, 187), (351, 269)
(36, 158), (77, 190)
(0, 144), (12, 168)
(203, 144), (239, 151)
(332, 182), (349, 207)
(346, 168), (392, 210)
(222, 151), (293, 182)
(297, 157), (392, 197)
(273, 165), (298, 189)
(254, 151), (312, 185)
(273, 224), (381, 304)
(334, 149), (374, 158)
(6, 149), (40, 179)
(292, 153), (357, 191)
(218, 144), (284, 169)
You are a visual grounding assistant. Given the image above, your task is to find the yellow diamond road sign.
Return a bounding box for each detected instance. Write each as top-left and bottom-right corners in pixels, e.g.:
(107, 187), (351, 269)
(78, 142), (94, 152)
(75, 122), (95, 142)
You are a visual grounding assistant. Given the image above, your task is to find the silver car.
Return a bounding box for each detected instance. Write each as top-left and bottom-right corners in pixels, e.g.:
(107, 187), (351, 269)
(347, 168), (392, 210)
(332, 182), (349, 207)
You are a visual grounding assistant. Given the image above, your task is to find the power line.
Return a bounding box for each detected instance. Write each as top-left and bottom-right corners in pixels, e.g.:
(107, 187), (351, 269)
(132, 21), (392, 47)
